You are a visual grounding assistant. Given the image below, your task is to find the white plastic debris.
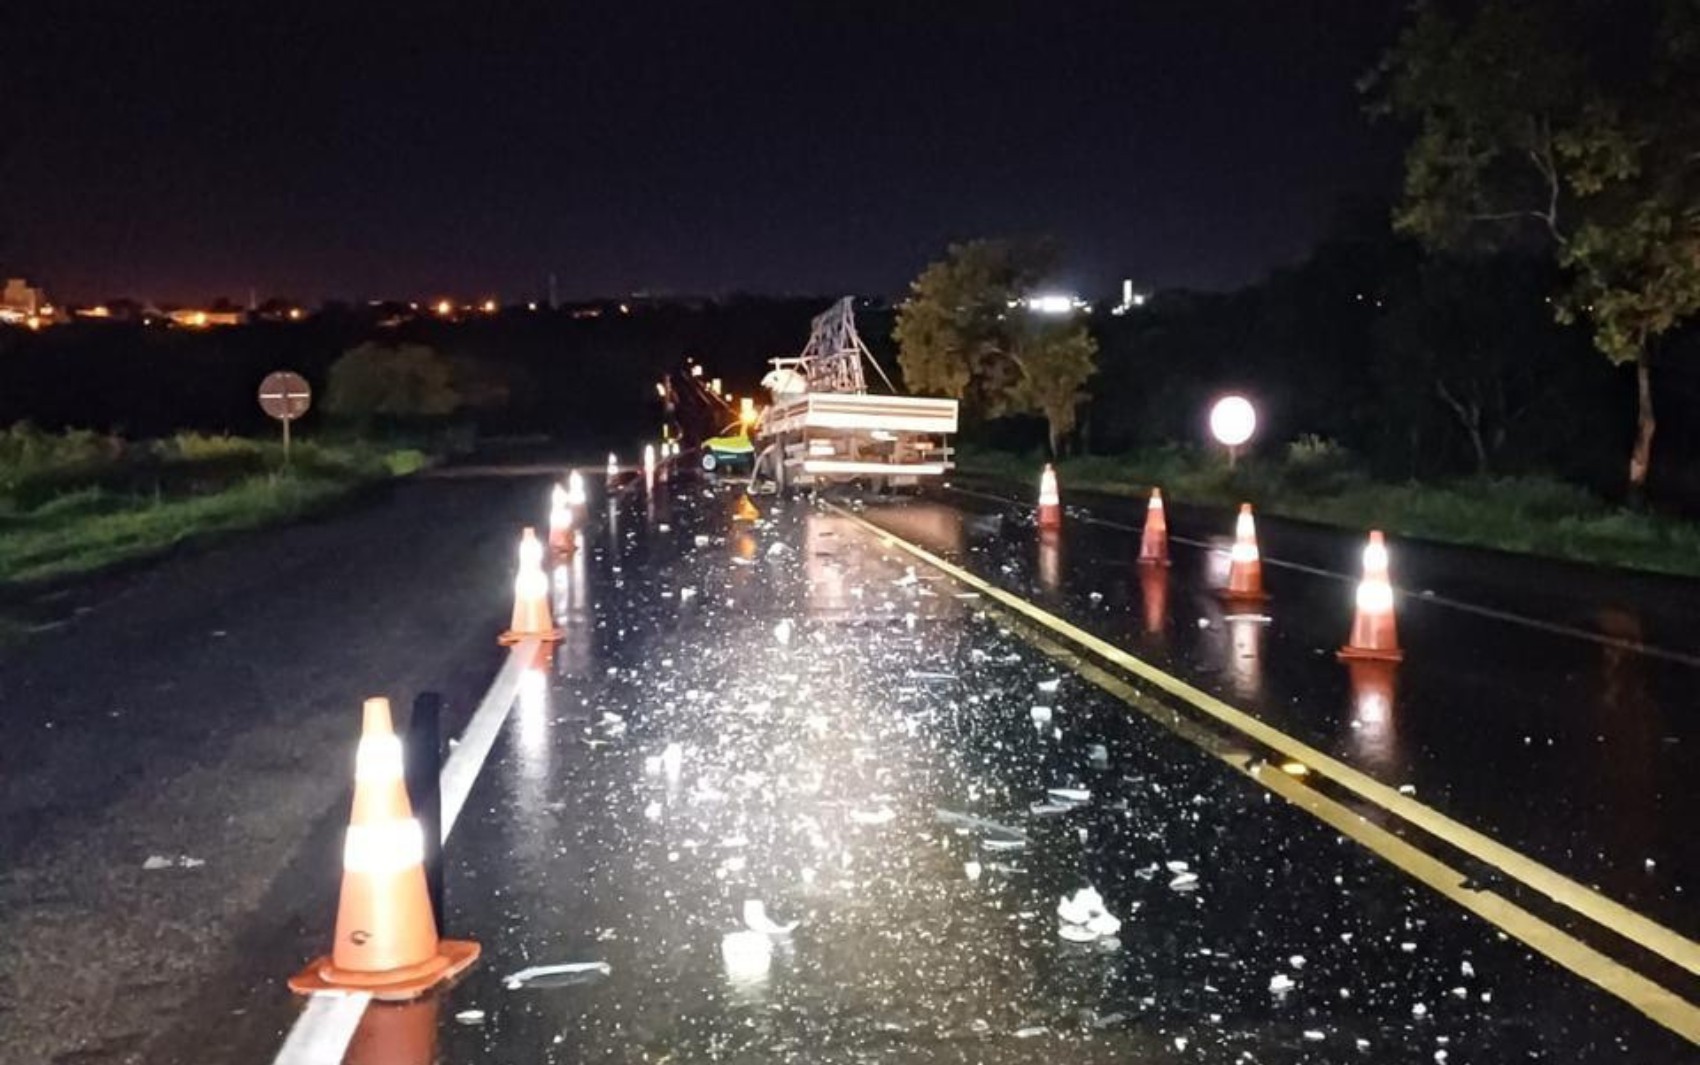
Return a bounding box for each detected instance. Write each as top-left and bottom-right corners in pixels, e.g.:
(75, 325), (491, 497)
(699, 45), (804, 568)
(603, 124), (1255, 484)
(1087, 744), (1109, 767)
(1169, 871), (1199, 890)
(1030, 706), (1053, 725)
(1269, 974), (1296, 994)
(721, 930), (773, 983)
(643, 801), (663, 821)
(453, 1009), (486, 1025)
(850, 806), (896, 826)
(1047, 787), (1091, 804)
(143, 855), (203, 870)
(503, 962), (612, 989)
(1037, 678), (1061, 694)
(774, 619), (794, 645)
(1057, 886), (1121, 944)
(1166, 860), (1190, 873)
(743, 899), (799, 935)
(964, 861), (983, 881)
(1289, 954), (1307, 969)
(660, 742), (684, 777)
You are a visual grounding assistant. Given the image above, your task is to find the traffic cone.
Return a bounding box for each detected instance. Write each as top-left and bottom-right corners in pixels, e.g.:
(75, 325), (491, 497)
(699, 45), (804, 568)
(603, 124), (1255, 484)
(1139, 563), (1169, 637)
(733, 494), (760, 523)
(500, 528), (562, 645)
(1037, 464), (1062, 530)
(290, 699), (479, 1001)
(1138, 488), (1170, 566)
(1339, 530), (1403, 661)
(1220, 503), (1269, 604)
(548, 485), (574, 555)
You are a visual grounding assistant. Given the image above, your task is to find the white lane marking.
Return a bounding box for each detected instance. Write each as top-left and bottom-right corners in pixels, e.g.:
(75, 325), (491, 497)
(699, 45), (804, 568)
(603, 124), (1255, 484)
(271, 993), (371, 1065)
(940, 482), (1700, 669)
(270, 637), (541, 1064)
(440, 639), (538, 839)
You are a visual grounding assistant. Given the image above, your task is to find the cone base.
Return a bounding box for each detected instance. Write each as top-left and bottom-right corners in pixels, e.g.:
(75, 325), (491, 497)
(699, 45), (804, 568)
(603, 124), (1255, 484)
(1337, 645), (1404, 663)
(289, 939), (480, 1002)
(1217, 589), (1269, 605)
(500, 627), (562, 646)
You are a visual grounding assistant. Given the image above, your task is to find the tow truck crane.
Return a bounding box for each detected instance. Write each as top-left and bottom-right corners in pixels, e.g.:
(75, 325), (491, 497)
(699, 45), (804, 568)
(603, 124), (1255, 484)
(749, 297), (958, 494)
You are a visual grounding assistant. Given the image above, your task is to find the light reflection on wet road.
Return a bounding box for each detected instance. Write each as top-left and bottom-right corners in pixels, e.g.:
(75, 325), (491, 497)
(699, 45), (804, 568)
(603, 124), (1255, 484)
(337, 478), (1695, 1063)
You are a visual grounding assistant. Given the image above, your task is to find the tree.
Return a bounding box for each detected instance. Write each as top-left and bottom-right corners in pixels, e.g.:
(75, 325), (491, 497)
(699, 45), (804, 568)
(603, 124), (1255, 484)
(895, 238), (1098, 455)
(1367, 0), (1700, 497)
(325, 342), (459, 420)
(1374, 254), (1591, 475)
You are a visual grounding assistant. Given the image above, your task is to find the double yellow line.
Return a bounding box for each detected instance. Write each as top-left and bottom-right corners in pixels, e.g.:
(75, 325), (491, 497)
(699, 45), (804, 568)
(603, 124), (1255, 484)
(829, 503), (1700, 1045)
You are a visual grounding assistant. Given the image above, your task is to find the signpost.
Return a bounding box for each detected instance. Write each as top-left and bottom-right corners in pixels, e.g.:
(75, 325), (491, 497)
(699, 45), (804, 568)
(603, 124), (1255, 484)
(257, 370), (312, 462)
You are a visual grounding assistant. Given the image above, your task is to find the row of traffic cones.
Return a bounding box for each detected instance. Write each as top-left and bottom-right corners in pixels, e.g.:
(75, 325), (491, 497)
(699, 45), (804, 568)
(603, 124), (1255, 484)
(1036, 465), (1402, 660)
(291, 472), (600, 1013)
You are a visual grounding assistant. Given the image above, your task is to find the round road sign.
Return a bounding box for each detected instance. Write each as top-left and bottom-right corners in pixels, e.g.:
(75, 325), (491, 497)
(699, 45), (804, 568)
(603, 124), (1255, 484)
(258, 371), (312, 422)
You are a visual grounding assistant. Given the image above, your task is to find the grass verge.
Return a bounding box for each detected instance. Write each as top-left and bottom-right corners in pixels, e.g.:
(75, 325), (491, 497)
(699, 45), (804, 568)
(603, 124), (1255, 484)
(0, 426), (429, 586)
(958, 443), (1700, 579)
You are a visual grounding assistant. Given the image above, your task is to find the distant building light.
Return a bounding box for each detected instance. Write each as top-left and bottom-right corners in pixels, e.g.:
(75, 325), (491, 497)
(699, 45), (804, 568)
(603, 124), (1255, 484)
(527, 301), (538, 311)
(1111, 279), (1151, 315)
(288, 307), (304, 321)
(619, 302), (631, 315)
(1026, 294), (1077, 315)
(482, 298), (498, 313)
(435, 299), (453, 316)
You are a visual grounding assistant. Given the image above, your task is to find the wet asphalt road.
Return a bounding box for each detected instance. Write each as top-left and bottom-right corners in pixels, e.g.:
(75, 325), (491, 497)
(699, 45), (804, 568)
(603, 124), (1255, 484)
(365, 475), (1687, 1063)
(879, 481), (1700, 942)
(3, 466), (1697, 1063)
(0, 472), (536, 1065)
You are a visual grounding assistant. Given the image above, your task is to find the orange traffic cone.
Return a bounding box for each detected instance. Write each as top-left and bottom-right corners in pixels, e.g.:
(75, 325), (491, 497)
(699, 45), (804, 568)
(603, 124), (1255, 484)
(1139, 563), (1169, 638)
(290, 699), (479, 1001)
(1138, 488), (1170, 566)
(1037, 464), (1062, 530)
(1339, 530), (1403, 661)
(548, 485), (575, 555)
(500, 527), (562, 645)
(733, 494), (760, 522)
(1220, 503), (1269, 604)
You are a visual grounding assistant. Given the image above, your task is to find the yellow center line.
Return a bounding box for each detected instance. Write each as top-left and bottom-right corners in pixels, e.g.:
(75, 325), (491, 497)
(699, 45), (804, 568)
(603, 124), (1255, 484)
(829, 503), (1700, 984)
(1011, 625), (1700, 1044)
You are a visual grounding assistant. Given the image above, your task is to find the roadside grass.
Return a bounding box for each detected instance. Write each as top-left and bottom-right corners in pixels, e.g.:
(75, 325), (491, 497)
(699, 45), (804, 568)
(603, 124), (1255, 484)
(0, 425), (429, 585)
(958, 443), (1700, 579)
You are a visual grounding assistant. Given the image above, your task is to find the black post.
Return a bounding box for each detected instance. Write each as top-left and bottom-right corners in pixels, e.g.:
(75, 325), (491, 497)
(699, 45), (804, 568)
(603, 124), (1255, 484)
(405, 691), (445, 936)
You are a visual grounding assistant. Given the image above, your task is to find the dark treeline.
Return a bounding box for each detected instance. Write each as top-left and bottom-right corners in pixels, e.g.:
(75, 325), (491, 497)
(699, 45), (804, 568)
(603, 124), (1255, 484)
(1033, 214), (1700, 504)
(0, 297), (824, 449)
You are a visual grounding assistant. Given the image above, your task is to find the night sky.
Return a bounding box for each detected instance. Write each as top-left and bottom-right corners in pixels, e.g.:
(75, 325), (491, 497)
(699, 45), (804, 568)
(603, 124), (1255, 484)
(5, 2), (1408, 305)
